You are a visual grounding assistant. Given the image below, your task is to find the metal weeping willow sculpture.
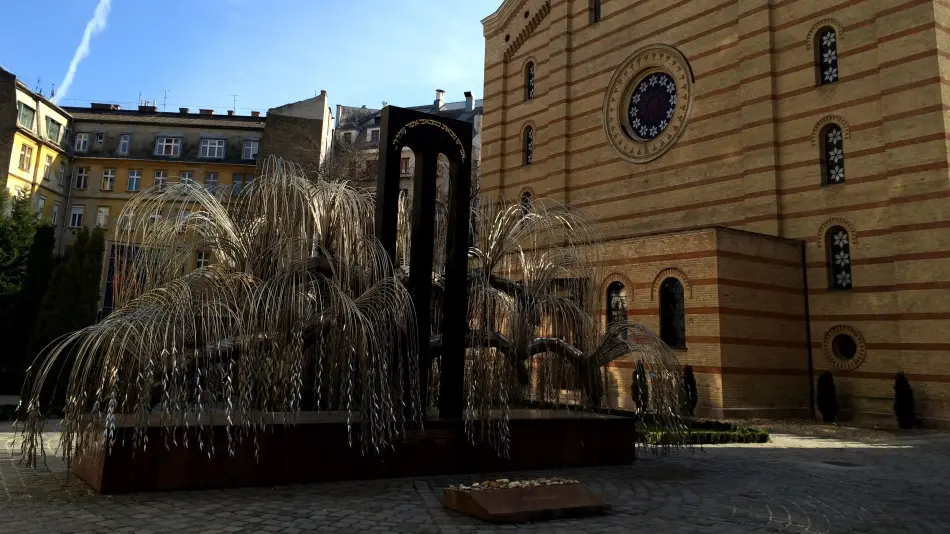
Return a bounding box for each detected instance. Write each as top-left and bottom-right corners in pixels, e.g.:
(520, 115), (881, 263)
(15, 160), (689, 473)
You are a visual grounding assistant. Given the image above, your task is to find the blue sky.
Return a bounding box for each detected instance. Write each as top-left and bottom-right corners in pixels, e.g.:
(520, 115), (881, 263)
(0, 0), (498, 114)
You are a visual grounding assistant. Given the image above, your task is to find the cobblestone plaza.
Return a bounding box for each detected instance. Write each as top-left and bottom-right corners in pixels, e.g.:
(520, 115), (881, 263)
(2, 422), (949, 533)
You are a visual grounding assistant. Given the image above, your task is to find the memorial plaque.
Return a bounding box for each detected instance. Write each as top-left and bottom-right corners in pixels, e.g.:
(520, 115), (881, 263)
(443, 483), (609, 523)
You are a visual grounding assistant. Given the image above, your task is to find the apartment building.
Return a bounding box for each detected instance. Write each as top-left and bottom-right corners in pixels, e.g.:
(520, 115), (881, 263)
(0, 69), (73, 243)
(334, 89), (484, 191)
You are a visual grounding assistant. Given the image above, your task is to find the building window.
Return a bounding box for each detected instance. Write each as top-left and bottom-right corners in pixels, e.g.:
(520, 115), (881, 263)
(18, 144), (33, 171)
(520, 190), (533, 214)
(52, 202), (61, 225)
(200, 138), (226, 159)
(75, 167), (89, 189)
(242, 139), (259, 160)
(16, 102), (35, 130)
(43, 155), (53, 181)
(36, 195), (46, 215)
(820, 124), (845, 185)
(46, 118), (62, 142)
(232, 174), (244, 194)
(154, 170), (167, 190)
(826, 226), (853, 290)
(205, 172), (218, 192)
(370, 130), (380, 144)
(154, 137), (181, 157)
(58, 162), (66, 186)
(590, 0), (602, 23)
(147, 214), (162, 227)
(659, 277), (686, 349)
(74, 133), (90, 153)
(69, 205), (85, 228)
(128, 169), (141, 192)
(606, 281), (628, 337)
(118, 134), (130, 155)
(180, 171), (193, 185)
(816, 28), (839, 85)
(400, 157), (411, 175)
(196, 250), (211, 269)
(96, 206), (110, 228)
(119, 213), (132, 230)
(523, 126), (533, 166)
(525, 62), (535, 100)
(342, 132), (352, 144)
(101, 168), (116, 191)
(95, 132), (105, 145)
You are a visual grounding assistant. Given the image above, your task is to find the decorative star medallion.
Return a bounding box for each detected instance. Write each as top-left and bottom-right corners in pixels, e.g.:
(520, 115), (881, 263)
(602, 44), (694, 164)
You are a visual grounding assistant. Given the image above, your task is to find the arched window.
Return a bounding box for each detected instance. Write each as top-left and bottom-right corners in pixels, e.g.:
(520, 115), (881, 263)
(815, 27), (839, 85)
(523, 126), (533, 166)
(606, 281), (628, 338)
(520, 190), (532, 214)
(659, 277), (686, 349)
(826, 226), (853, 290)
(590, 0), (602, 23)
(820, 124), (845, 185)
(524, 62), (535, 101)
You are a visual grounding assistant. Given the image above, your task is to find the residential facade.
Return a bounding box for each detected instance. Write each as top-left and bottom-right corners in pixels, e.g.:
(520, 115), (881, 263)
(260, 90), (335, 178)
(334, 89), (484, 191)
(0, 69), (73, 243)
(482, 0), (950, 427)
(63, 103), (265, 249)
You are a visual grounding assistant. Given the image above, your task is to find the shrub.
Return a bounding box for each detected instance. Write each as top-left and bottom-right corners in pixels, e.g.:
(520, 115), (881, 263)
(894, 372), (915, 430)
(682, 364), (698, 417)
(816, 371), (839, 423)
(632, 360), (649, 413)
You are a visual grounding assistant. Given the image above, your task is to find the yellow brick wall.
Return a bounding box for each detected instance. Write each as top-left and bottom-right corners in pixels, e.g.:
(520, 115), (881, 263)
(482, 0), (950, 425)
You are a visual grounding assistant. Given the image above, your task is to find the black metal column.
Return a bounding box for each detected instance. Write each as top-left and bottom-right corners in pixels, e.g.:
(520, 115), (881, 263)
(439, 158), (471, 420)
(409, 151), (438, 418)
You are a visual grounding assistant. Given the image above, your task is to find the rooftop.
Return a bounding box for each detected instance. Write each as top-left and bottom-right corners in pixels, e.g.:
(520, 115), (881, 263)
(63, 104), (267, 129)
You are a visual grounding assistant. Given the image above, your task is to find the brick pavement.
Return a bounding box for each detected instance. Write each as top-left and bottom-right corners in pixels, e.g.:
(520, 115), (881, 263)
(2, 423), (949, 533)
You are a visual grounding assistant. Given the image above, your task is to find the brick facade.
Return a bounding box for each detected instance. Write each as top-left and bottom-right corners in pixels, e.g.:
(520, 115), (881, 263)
(481, 0), (950, 426)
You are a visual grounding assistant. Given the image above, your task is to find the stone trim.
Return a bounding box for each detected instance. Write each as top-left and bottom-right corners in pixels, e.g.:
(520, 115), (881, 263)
(812, 115), (851, 146)
(822, 324), (868, 371)
(650, 268), (692, 301)
(504, 1), (553, 62)
(806, 19), (844, 51)
(817, 218), (857, 248)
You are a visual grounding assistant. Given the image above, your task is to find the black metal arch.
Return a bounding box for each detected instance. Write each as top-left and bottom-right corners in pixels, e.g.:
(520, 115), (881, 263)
(374, 106), (473, 420)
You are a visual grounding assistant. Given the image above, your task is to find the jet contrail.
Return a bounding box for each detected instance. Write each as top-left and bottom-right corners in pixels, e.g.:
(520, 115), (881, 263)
(53, 0), (112, 103)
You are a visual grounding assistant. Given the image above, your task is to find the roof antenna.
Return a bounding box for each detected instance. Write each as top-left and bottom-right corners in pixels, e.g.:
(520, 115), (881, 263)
(50, 82), (55, 99)
(34, 77), (41, 93)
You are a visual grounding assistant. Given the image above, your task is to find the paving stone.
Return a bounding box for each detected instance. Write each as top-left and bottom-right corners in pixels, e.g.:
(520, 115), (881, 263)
(3, 424), (950, 533)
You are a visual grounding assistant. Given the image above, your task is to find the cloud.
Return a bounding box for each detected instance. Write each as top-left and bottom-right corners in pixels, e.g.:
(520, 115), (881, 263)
(53, 0), (112, 103)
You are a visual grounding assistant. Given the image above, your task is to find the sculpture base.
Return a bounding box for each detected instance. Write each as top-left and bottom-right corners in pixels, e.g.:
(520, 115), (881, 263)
(73, 409), (636, 494)
(444, 483), (609, 523)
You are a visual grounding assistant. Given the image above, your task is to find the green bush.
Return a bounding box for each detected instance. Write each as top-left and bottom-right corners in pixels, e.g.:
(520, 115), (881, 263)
(894, 371), (915, 430)
(817, 371), (839, 423)
(682, 364), (698, 417)
(638, 427), (769, 445)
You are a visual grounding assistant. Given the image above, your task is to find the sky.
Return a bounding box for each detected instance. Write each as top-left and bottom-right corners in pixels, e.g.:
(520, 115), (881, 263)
(0, 0), (499, 115)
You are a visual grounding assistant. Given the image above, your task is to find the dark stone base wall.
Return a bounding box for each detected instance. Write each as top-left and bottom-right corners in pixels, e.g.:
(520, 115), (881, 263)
(75, 414), (637, 494)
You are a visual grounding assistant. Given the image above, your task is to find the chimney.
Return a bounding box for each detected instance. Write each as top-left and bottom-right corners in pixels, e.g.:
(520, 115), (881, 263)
(251, 111), (260, 117)
(199, 108), (214, 116)
(434, 89), (445, 110)
(227, 110), (235, 116)
(138, 104), (157, 113)
(320, 90), (327, 100)
(91, 102), (120, 110)
(464, 91), (474, 111)
(179, 107), (189, 114)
